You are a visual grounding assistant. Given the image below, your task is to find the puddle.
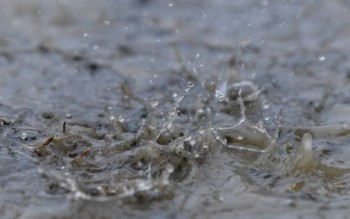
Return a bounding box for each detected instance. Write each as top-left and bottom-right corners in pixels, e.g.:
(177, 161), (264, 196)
(2, 0), (350, 218)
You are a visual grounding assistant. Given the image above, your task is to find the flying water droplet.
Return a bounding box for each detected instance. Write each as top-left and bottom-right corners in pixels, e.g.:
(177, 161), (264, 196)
(103, 20), (110, 26)
(237, 135), (243, 141)
(215, 81), (227, 102)
(262, 100), (270, 109)
(169, 111), (176, 116)
(21, 132), (28, 140)
(166, 163), (174, 173)
(189, 139), (197, 146)
(149, 74), (158, 84)
(118, 116), (125, 123)
(187, 81), (194, 88)
(319, 55), (325, 61)
(150, 98), (159, 108)
(172, 91), (178, 98)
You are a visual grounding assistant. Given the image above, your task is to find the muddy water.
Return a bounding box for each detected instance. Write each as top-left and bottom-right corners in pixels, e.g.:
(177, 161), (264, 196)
(1, 0), (350, 218)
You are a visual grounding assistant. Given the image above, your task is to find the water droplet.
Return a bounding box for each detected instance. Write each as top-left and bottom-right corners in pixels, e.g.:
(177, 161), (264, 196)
(166, 163), (174, 173)
(150, 98), (159, 108)
(262, 0), (269, 7)
(262, 100), (270, 109)
(169, 111), (176, 116)
(103, 20), (110, 26)
(118, 116), (125, 123)
(172, 91), (178, 98)
(187, 81), (194, 88)
(109, 115), (116, 121)
(21, 132), (27, 140)
(168, 3), (174, 7)
(285, 199), (296, 208)
(92, 45), (99, 50)
(189, 139), (197, 146)
(66, 113), (72, 119)
(237, 135), (243, 141)
(319, 55), (325, 61)
(149, 74), (158, 84)
(197, 108), (205, 114)
(83, 33), (89, 37)
(264, 116), (270, 121)
(202, 143), (209, 149)
(215, 81), (227, 101)
(218, 95), (225, 102)
(196, 53), (200, 59)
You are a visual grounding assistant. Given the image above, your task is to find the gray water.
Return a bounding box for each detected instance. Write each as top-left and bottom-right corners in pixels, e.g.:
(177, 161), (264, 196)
(2, 0), (350, 218)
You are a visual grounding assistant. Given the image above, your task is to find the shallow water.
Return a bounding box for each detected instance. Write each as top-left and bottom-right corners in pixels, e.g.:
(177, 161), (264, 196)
(2, 0), (350, 218)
